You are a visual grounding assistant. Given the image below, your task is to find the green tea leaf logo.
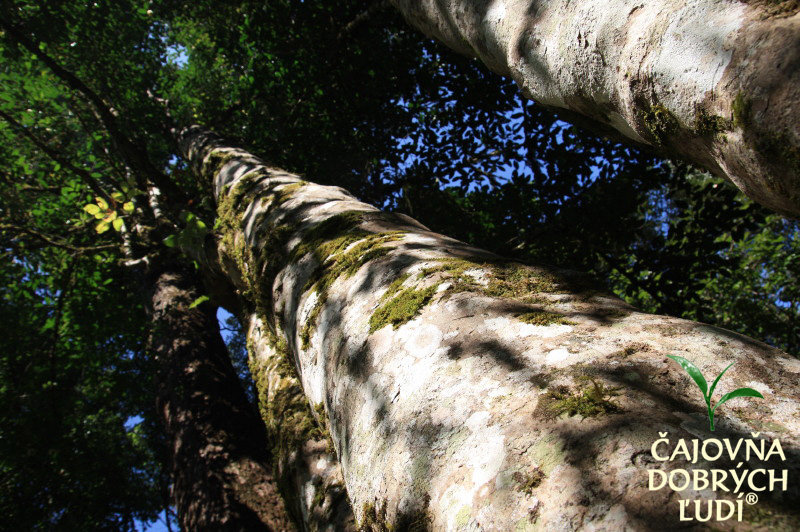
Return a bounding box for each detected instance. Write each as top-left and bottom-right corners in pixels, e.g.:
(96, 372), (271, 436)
(666, 355), (763, 431)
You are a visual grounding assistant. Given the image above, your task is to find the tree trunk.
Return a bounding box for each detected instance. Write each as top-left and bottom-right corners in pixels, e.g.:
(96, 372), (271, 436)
(181, 125), (800, 530)
(390, 0), (800, 218)
(146, 258), (295, 531)
(245, 313), (357, 531)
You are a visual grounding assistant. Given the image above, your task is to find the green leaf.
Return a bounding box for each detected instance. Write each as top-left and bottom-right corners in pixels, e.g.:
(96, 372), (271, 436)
(122, 201), (134, 213)
(712, 388), (764, 415)
(83, 204), (101, 215)
(188, 295), (209, 309)
(666, 355), (708, 396)
(112, 218), (124, 231)
(95, 221), (110, 234)
(708, 362), (735, 399)
(163, 234), (177, 247)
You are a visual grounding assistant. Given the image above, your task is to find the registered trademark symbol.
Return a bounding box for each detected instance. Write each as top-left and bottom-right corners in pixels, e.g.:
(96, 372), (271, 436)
(745, 493), (758, 505)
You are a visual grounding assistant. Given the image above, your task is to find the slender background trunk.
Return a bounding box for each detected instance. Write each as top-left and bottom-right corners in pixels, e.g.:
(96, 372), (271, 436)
(180, 126), (800, 530)
(146, 257), (295, 531)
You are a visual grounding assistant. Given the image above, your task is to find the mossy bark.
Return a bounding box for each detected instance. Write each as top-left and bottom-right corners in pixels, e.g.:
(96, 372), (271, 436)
(180, 125), (800, 530)
(391, 0), (800, 218)
(246, 314), (356, 532)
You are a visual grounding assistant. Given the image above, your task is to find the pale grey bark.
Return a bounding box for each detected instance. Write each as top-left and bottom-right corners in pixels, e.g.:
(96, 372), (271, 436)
(391, 0), (800, 218)
(181, 126), (800, 530)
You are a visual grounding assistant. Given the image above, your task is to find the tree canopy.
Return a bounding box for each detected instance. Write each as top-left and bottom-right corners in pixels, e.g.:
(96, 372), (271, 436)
(0, 0), (797, 528)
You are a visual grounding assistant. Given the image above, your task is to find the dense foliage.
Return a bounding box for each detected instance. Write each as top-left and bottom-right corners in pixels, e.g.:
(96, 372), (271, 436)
(0, 0), (796, 528)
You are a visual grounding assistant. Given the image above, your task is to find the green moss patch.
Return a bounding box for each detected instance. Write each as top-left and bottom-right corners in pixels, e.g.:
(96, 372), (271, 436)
(293, 212), (408, 348)
(215, 178), (305, 322)
(369, 285), (437, 333)
(248, 338), (335, 518)
(313, 401), (336, 454)
(310, 477), (326, 509)
(274, 181), (305, 203)
(360, 501), (388, 532)
(732, 92), (751, 129)
(290, 211), (369, 262)
(418, 258), (561, 302)
(380, 273), (411, 301)
(304, 233), (403, 295)
(513, 468), (545, 495)
(202, 150), (240, 180)
(536, 377), (621, 420)
(643, 104), (678, 145)
(247, 333), (325, 463)
(359, 498), (431, 532)
(485, 264), (558, 298)
(517, 311), (573, 326)
(694, 108), (731, 138)
(300, 229), (404, 348)
(418, 257), (478, 279)
(229, 170), (269, 207)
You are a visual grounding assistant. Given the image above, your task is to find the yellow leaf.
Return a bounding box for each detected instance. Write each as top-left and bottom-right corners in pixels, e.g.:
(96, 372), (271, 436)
(95, 196), (109, 210)
(83, 204), (101, 215)
(112, 218), (124, 231)
(111, 191), (125, 202)
(102, 211), (118, 223)
(122, 201), (134, 213)
(95, 221), (110, 233)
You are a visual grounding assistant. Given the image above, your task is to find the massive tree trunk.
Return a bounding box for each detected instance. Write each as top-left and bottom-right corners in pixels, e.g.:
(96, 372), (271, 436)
(146, 257), (295, 530)
(390, 0), (800, 218)
(180, 125), (800, 530)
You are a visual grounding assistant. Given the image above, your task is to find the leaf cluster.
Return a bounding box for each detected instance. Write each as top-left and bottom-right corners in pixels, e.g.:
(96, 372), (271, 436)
(666, 355), (763, 431)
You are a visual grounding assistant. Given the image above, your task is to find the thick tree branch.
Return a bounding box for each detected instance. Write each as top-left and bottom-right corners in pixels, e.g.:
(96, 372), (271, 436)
(390, 0), (800, 218)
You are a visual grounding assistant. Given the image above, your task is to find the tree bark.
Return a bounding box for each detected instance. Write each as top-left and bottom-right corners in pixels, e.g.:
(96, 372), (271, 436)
(390, 0), (800, 218)
(245, 313), (357, 531)
(181, 125), (800, 530)
(146, 258), (295, 531)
